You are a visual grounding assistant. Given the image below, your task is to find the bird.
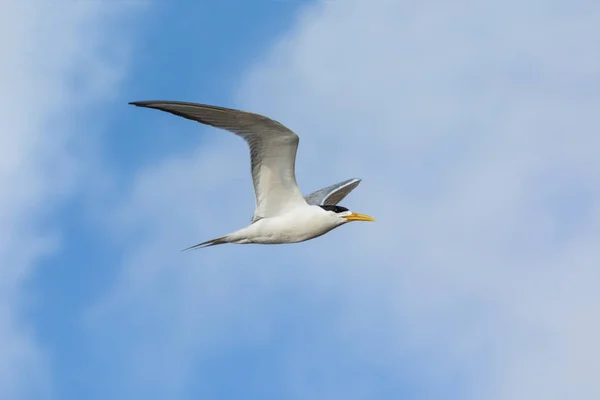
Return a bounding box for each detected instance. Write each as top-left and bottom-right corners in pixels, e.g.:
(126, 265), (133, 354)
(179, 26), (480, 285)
(129, 100), (375, 250)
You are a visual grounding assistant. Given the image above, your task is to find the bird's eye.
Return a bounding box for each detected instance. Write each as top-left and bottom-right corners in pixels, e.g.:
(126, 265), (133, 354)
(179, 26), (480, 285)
(319, 205), (348, 213)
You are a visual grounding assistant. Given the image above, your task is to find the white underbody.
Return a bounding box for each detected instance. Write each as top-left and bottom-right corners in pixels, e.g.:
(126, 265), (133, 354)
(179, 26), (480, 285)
(224, 205), (347, 245)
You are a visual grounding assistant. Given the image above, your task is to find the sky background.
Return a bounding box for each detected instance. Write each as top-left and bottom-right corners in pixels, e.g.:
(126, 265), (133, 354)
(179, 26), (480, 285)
(2, 0), (599, 399)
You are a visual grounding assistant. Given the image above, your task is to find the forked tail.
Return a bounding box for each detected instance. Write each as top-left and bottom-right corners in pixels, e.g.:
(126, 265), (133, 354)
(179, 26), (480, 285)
(182, 235), (228, 251)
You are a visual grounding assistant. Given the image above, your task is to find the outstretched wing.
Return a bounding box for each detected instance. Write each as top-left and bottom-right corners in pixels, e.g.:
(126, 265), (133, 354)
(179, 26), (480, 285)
(304, 178), (361, 206)
(130, 101), (307, 221)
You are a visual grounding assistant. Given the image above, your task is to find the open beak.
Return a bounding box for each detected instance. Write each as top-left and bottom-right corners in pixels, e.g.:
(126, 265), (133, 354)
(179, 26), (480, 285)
(343, 212), (375, 222)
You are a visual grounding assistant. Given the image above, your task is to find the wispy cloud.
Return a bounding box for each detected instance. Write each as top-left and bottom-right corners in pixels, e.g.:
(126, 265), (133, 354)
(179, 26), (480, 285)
(91, 0), (600, 398)
(0, 1), (141, 398)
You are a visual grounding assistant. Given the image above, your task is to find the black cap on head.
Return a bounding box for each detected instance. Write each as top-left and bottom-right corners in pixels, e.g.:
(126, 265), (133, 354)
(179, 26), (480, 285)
(319, 205), (349, 213)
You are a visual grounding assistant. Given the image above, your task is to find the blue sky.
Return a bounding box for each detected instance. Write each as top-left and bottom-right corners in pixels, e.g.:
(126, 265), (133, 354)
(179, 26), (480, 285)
(2, 0), (600, 399)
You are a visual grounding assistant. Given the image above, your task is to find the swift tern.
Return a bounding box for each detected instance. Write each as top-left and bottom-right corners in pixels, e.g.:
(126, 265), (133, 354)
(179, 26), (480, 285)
(129, 101), (374, 249)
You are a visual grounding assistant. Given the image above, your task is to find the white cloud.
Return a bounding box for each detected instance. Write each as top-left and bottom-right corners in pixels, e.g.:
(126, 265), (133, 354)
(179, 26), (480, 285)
(0, 1), (140, 398)
(94, 0), (600, 398)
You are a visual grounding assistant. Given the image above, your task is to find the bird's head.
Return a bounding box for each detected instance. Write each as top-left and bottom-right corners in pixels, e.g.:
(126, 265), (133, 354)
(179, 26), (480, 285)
(319, 205), (375, 225)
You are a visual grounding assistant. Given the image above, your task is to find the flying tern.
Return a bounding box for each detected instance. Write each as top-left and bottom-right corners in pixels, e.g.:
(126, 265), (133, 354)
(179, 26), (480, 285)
(129, 101), (374, 250)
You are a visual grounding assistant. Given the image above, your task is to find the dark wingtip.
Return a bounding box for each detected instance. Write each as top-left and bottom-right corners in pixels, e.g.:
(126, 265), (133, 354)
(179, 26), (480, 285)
(129, 100), (152, 107)
(343, 178), (362, 187)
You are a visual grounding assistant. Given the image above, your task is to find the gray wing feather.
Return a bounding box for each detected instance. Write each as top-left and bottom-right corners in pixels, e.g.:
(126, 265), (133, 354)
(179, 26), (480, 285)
(129, 100), (306, 221)
(304, 178), (361, 205)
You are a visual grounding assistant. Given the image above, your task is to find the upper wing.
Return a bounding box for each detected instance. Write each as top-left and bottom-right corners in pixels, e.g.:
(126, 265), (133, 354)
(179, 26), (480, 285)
(130, 101), (307, 221)
(304, 178), (361, 206)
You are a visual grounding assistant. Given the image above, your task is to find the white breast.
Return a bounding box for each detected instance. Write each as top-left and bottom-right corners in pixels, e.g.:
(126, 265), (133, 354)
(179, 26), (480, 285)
(228, 205), (341, 244)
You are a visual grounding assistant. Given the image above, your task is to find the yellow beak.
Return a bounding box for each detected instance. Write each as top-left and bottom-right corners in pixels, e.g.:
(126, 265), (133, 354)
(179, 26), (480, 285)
(343, 212), (375, 222)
